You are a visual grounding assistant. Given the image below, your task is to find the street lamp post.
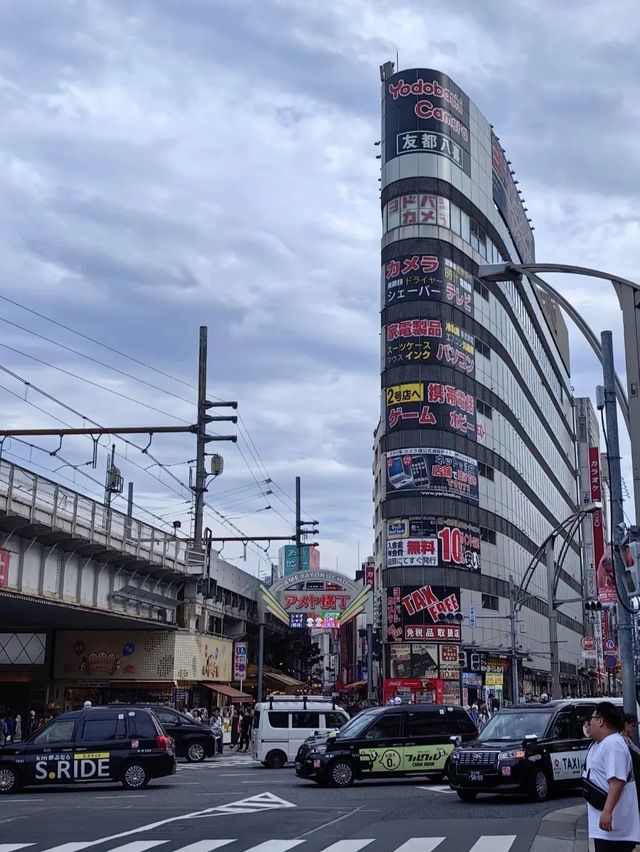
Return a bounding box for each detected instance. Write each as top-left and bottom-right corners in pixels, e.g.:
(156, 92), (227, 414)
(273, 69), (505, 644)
(477, 262), (640, 520)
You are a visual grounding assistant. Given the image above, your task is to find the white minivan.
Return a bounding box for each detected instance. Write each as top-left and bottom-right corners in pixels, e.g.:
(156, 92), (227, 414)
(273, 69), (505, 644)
(251, 695), (349, 768)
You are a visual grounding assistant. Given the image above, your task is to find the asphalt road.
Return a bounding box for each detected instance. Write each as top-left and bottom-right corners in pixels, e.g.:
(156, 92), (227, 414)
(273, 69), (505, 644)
(0, 755), (582, 852)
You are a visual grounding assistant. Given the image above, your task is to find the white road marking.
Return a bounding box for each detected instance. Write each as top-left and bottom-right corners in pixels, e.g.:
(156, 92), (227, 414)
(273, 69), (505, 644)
(468, 837), (517, 852)
(241, 843), (304, 852)
(39, 844), (100, 852)
(0, 845), (36, 852)
(104, 844), (167, 852)
(171, 843), (235, 852)
(320, 841), (375, 852)
(394, 840), (446, 852)
(417, 785), (453, 794)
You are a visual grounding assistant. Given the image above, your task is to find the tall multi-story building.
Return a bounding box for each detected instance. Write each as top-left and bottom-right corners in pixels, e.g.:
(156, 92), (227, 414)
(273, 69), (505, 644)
(373, 65), (584, 704)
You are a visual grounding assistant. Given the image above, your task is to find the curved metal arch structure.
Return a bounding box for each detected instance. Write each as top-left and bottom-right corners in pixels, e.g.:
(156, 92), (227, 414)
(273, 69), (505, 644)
(478, 261), (640, 522)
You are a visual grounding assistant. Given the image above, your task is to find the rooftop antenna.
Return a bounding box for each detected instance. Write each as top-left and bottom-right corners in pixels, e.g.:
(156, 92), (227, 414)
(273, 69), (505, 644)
(396, 48), (399, 71)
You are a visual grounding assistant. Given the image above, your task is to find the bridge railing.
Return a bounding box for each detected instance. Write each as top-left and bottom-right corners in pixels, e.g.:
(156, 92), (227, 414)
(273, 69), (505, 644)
(0, 459), (189, 572)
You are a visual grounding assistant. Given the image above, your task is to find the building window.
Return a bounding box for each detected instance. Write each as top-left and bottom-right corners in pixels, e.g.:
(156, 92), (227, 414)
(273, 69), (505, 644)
(477, 400), (493, 419)
(481, 593), (499, 611)
(478, 462), (494, 481)
(480, 527), (497, 544)
(475, 338), (491, 359)
(473, 279), (490, 301)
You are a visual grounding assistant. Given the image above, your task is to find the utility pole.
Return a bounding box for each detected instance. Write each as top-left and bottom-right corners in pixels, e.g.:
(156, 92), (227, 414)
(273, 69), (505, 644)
(295, 475), (301, 572)
(545, 537), (561, 698)
(191, 326), (238, 552)
(509, 576), (519, 704)
(601, 330), (636, 718)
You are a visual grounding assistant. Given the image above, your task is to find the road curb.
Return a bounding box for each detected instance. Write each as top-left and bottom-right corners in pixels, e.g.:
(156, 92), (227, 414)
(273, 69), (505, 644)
(529, 804), (586, 852)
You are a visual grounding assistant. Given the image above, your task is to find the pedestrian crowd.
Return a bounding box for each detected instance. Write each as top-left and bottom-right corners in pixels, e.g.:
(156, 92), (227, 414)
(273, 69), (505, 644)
(181, 703), (255, 754)
(0, 708), (51, 744)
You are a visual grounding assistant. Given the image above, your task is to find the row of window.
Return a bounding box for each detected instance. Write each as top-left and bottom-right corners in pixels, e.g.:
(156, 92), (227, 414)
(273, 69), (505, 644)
(266, 711), (346, 729)
(383, 192), (505, 267)
(476, 400), (493, 419)
(478, 462), (494, 481)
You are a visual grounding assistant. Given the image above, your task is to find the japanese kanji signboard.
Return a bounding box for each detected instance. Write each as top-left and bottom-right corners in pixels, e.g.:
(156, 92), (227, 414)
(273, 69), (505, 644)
(386, 516), (481, 573)
(386, 584), (462, 643)
(385, 380), (482, 440)
(383, 70), (471, 175)
(259, 569), (370, 629)
(384, 317), (475, 374)
(383, 254), (474, 314)
(386, 448), (479, 504)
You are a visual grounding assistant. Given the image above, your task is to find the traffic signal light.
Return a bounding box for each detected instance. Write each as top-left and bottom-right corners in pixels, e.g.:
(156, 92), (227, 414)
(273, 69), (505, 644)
(584, 600), (603, 612)
(438, 612), (464, 623)
(621, 540), (640, 596)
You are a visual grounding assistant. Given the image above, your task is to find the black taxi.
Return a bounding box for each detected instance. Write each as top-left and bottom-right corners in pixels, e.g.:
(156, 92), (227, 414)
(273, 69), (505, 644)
(295, 703), (477, 787)
(0, 706), (176, 794)
(448, 700), (595, 802)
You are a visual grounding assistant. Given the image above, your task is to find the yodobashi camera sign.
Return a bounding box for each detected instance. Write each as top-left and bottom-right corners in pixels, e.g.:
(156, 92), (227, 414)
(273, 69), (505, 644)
(383, 69), (471, 175)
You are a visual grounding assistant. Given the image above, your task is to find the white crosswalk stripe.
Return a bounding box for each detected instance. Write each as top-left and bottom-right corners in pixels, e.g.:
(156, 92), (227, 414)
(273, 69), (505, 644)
(394, 840), (445, 852)
(3, 837), (519, 852)
(0, 845), (36, 852)
(468, 838), (516, 852)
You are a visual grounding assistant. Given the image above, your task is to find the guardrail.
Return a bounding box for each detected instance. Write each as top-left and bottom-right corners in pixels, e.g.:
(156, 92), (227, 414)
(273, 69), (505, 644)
(0, 459), (189, 572)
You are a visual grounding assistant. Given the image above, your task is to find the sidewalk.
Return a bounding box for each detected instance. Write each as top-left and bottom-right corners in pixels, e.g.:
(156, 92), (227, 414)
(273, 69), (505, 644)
(530, 804), (639, 852)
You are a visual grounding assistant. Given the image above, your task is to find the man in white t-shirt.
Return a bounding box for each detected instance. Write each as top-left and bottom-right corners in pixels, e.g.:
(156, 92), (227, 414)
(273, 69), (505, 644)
(584, 701), (640, 851)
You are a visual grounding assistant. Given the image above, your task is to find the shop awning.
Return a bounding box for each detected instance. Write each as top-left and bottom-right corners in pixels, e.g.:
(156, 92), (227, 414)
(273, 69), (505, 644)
(265, 670), (306, 688)
(200, 683), (252, 701)
(336, 680), (367, 692)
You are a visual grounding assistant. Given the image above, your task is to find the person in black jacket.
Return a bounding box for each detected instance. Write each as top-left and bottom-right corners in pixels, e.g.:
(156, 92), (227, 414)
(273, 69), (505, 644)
(237, 709), (252, 752)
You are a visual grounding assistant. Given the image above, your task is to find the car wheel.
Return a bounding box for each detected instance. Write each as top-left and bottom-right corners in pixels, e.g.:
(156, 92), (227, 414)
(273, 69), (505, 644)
(0, 766), (19, 794)
(121, 762), (150, 790)
(456, 789), (477, 802)
(265, 749), (287, 769)
(329, 760), (355, 787)
(529, 768), (551, 802)
(186, 741), (207, 763)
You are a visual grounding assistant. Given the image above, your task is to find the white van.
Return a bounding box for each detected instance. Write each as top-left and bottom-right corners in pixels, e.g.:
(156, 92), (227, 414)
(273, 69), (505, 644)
(251, 695), (349, 768)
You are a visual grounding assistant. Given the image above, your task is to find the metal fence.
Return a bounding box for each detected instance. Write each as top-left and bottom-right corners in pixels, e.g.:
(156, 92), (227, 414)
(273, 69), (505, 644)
(0, 459), (189, 571)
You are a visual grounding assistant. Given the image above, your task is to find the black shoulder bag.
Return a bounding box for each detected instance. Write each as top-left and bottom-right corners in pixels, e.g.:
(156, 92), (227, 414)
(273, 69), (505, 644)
(582, 742), (633, 811)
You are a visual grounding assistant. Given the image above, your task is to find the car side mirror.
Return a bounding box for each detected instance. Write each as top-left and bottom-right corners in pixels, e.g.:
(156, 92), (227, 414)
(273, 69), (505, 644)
(525, 734), (538, 741)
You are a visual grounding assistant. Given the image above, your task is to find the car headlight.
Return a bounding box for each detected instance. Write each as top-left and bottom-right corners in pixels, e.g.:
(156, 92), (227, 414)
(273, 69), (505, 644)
(310, 745), (327, 755)
(498, 749), (525, 761)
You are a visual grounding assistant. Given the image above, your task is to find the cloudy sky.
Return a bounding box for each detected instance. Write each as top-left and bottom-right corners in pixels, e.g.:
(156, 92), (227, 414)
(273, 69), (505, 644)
(0, 0), (638, 579)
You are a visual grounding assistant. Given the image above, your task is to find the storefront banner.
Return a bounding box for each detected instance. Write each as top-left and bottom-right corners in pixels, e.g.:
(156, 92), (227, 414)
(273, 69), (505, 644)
(54, 631), (233, 683)
(386, 585), (461, 643)
(385, 380), (481, 440)
(383, 255), (474, 316)
(383, 677), (444, 705)
(385, 317), (475, 375)
(0, 549), (9, 586)
(383, 69), (471, 175)
(386, 516), (481, 572)
(386, 448), (479, 503)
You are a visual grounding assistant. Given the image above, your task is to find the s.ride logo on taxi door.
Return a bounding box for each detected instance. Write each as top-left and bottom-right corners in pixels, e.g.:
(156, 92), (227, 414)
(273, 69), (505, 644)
(34, 752), (111, 780)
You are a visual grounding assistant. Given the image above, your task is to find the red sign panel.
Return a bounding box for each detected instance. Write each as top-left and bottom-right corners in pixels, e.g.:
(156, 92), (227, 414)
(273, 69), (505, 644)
(589, 447), (602, 501)
(0, 549), (9, 586)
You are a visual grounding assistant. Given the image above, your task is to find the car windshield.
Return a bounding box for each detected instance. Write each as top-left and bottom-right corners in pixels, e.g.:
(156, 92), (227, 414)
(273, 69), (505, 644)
(336, 710), (379, 740)
(478, 711), (553, 741)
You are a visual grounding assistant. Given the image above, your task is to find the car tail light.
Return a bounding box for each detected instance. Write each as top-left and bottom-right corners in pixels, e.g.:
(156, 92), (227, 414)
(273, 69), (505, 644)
(156, 735), (171, 750)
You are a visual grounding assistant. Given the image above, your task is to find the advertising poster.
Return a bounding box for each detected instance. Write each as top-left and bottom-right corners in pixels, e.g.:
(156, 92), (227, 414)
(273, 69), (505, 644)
(383, 69), (471, 175)
(386, 584), (461, 643)
(385, 380), (481, 440)
(0, 549), (9, 586)
(385, 318), (475, 375)
(383, 677), (443, 705)
(386, 448), (479, 503)
(386, 516), (481, 572)
(389, 644), (412, 678)
(411, 644), (439, 678)
(384, 255), (474, 315)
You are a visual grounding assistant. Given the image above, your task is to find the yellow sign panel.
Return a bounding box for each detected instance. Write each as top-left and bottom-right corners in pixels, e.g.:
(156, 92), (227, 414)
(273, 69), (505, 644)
(74, 752), (109, 760)
(485, 673), (503, 687)
(386, 383), (424, 406)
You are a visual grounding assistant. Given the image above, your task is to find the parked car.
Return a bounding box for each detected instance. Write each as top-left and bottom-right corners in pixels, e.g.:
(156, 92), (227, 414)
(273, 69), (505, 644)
(0, 706), (175, 794)
(113, 704), (217, 762)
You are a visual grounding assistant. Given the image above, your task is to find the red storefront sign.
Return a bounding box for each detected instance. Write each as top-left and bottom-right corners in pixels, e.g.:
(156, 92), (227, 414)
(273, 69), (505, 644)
(0, 549), (9, 586)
